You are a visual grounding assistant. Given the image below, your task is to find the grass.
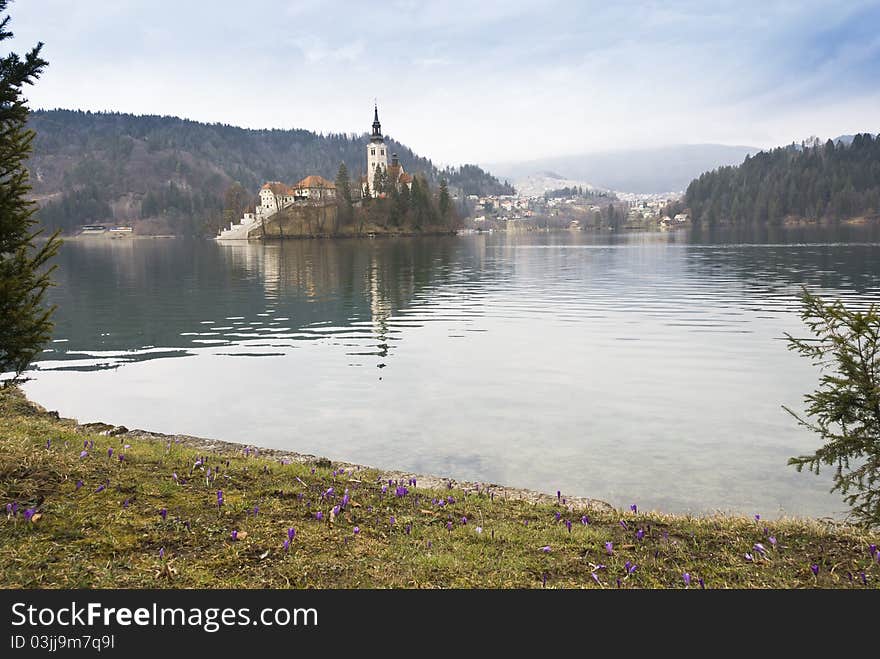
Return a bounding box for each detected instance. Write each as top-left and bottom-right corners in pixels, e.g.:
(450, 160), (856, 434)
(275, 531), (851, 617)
(1, 386), (877, 589)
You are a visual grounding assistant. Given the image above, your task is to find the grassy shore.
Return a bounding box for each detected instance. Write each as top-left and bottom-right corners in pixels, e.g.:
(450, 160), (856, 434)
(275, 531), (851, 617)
(1, 386), (877, 589)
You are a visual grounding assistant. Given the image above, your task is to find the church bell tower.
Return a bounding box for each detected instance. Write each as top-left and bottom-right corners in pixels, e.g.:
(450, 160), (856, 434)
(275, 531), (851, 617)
(366, 104), (388, 194)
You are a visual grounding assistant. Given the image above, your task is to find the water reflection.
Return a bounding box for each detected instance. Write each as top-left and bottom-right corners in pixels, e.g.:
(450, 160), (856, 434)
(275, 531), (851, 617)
(21, 226), (880, 518)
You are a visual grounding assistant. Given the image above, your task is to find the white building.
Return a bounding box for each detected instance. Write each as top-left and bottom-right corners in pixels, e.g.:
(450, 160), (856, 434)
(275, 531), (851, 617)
(361, 105), (413, 197)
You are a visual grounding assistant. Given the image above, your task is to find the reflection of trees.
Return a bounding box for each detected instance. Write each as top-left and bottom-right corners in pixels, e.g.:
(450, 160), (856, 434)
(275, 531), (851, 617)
(681, 225), (880, 306)
(218, 237), (475, 363)
(44, 235), (499, 370)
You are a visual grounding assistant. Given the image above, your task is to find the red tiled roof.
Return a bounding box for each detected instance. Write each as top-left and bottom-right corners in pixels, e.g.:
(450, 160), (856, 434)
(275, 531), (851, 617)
(295, 175), (336, 189)
(261, 182), (295, 195)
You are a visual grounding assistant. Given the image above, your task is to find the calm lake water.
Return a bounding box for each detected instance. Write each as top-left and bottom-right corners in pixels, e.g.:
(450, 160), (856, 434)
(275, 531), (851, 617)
(19, 225), (880, 518)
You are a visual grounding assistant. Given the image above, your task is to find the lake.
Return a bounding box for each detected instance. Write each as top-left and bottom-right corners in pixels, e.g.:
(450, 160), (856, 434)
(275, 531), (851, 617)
(19, 225), (880, 519)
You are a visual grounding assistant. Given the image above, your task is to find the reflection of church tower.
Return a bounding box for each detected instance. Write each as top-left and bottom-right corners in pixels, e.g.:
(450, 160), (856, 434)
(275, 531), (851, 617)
(366, 104), (388, 195)
(368, 253), (392, 359)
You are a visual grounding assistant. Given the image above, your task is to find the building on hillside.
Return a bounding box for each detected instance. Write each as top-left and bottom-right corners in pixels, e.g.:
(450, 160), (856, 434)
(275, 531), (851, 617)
(255, 177), (336, 219)
(360, 104), (413, 198)
(293, 175), (336, 201)
(257, 182), (295, 217)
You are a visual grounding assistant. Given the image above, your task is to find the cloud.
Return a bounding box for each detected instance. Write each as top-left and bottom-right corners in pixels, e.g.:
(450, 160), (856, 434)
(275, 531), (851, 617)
(6, 0), (879, 163)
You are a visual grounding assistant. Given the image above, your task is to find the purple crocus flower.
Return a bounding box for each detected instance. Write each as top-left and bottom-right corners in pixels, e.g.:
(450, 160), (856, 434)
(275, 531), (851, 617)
(636, 528), (645, 541)
(5, 503), (11, 516)
(591, 572), (601, 585)
(159, 508), (167, 520)
(80, 450), (88, 459)
(253, 506), (259, 517)
(75, 480), (83, 490)
(107, 447), (113, 458)
(332, 505), (340, 517)
(619, 520), (628, 530)
(405, 523), (412, 535)
(172, 472), (178, 482)
(389, 516), (396, 526)
(381, 485), (388, 495)
(283, 539), (290, 552)
(624, 560), (633, 573)
(11, 502), (18, 515)
(341, 494), (350, 508)
(810, 564), (819, 576)
(768, 536), (777, 546)
(754, 514), (760, 522)
(870, 544), (877, 558)
(23, 508), (35, 522)
(565, 519), (572, 533)
(861, 572), (867, 586)
(554, 512), (561, 522)
(395, 486), (409, 497)
(231, 530), (238, 541)
(754, 543), (766, 556)
(475, 526), (483, 534)
(315, 511), (323, 521)
(542, 573), (547, 588)
(217, 490), (223, 507)
(461, 516), (467, 525)
(46, 439), (51, 449)
(630, 504), (637, 513)
(353, 526), (360, 535)
(744, 553), (753, 562)
(581, 515), (589, 525)
(447, 496), (456, 504)
(682, 573), (691, 587)
(605, 541), (613, 555)
(557, 490), (561, 501)
(118, 454), (124, 462)
(288, 528), (296, 541)
(540, 546), (551, 553)
(122, 499), (130, 508)
(95, 484), (105, 493)
(159, 548), (165, 559)
(699, 578), (705, 589)
(446, 521), (453, 531)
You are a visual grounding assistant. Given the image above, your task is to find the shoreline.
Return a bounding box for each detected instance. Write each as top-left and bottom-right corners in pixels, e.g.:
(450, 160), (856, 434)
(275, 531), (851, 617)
(2, 385), (877, 588)
(72, 420), (614, 513)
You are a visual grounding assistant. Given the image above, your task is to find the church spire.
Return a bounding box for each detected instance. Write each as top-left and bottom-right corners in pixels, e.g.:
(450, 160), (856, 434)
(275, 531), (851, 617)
(371, 103), (383, 142)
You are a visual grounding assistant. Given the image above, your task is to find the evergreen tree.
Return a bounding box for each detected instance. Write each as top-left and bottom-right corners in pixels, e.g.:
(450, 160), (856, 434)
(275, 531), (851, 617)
(0, 2), (60, 384)
(438, 177), (450, 223)
(785, 290), (880, 526)
(335, 162), (353, 226)
(372, 164), (385, 197)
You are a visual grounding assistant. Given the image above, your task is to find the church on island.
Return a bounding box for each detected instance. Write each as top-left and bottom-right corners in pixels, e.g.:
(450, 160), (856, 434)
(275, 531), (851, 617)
(361, 104), (413, 197)
(216, 104), (411, 240)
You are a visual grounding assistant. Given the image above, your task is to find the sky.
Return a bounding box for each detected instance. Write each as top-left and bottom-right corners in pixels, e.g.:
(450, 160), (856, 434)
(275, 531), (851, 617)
(6, 0), (880, 165)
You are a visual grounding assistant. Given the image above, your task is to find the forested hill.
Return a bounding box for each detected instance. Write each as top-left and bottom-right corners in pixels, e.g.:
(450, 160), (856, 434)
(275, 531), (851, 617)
(683, 133), (880, 225)
(26, 109), (514, 235)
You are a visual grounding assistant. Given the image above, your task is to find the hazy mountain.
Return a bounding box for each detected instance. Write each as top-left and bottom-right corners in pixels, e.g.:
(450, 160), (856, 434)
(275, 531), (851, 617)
(486, 144), (759, 194)
(513, 171), (608, 197)
(26, 109), (512, 235)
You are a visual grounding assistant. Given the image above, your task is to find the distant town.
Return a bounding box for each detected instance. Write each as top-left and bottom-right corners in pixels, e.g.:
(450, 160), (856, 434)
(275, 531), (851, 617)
(457, 188), (686, 233)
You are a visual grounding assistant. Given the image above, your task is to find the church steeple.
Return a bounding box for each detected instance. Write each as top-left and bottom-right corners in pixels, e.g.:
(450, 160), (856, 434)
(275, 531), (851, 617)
(371, 104), (383, 142)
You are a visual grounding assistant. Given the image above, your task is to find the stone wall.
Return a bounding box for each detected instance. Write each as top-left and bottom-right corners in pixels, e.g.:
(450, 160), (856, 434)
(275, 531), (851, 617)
(248, 201), (338, 239)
